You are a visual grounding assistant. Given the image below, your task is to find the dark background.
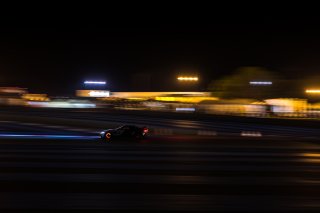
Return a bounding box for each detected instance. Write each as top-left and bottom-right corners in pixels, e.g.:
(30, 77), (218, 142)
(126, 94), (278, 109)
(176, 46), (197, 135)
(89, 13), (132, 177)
(1, 9), (320, 96)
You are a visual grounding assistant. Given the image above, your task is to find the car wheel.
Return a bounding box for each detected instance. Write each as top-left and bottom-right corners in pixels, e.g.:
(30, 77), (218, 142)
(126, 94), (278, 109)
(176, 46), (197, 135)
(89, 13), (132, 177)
(134, 133), (144, 140)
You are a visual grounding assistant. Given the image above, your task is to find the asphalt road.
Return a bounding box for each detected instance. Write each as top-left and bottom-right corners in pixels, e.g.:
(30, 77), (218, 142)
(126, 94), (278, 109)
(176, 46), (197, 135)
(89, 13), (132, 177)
(0, 135), (320, 211)
(2, 107), (320, 139)
(1, 108), (320, 211)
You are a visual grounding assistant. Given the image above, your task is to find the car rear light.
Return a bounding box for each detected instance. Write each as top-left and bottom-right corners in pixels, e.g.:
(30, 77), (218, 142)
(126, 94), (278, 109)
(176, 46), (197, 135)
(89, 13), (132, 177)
(143, 128), (148, 133)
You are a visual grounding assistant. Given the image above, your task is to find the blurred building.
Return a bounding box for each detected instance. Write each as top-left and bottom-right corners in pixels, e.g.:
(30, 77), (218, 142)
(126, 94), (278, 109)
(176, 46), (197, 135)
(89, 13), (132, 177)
(109, 92), (211, 100)
(76, 90), (110, 98)
(0, 87), (27, 106)
(22, 94), (50, 101)
(265, 98), (307, 117)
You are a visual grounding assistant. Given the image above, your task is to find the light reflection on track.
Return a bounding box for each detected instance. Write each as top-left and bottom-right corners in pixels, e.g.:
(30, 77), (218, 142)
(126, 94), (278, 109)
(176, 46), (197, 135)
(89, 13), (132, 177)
(0, 134), (99, 140)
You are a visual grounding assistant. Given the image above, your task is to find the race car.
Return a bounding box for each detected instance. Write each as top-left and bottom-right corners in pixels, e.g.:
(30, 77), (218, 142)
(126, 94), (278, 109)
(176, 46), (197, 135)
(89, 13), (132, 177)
(100, 125), (149, 142)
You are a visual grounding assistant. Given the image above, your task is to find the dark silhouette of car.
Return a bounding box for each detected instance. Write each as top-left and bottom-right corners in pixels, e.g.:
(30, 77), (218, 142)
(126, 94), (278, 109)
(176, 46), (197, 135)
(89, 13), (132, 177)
(100, 125), (148, 142)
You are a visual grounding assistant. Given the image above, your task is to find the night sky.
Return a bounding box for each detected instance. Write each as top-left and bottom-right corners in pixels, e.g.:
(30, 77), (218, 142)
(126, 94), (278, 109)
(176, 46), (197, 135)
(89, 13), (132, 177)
(1, 12), (320, 96)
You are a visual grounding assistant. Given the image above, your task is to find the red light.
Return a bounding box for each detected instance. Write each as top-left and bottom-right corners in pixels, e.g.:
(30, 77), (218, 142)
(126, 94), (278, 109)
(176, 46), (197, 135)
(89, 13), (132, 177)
(143, 128), (148, 133)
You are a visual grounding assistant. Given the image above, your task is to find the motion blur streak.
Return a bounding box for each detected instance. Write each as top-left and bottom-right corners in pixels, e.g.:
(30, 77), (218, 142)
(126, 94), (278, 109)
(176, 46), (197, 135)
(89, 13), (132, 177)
(301, 153), (320, 158)
(0, 134), (99, 140)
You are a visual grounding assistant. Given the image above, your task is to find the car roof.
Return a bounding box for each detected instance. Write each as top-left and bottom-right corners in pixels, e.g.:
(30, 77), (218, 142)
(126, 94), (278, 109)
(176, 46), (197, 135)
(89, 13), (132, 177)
(119, 125), (137, 128)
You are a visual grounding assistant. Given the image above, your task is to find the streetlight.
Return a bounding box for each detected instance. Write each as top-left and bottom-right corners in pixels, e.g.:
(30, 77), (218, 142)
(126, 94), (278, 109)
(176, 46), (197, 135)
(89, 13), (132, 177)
(84, 81), (106, 85)
(305, 89), (320, 94)
(177, 76), (199, 81)
(249, 81), (272, 85)
(177, 76), (199, 92)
